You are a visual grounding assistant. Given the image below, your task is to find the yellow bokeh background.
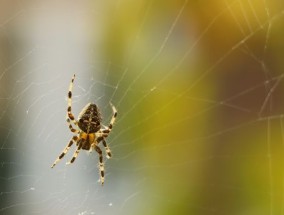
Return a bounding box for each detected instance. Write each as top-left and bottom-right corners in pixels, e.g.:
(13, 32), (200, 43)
(100, 1), (284, 214)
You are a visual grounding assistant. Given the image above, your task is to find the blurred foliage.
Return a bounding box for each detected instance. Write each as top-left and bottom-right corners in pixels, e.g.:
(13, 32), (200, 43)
(99, 0), (284, 214)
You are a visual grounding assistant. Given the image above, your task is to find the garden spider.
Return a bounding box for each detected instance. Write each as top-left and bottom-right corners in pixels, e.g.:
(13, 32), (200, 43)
(51, 74), (117, 185)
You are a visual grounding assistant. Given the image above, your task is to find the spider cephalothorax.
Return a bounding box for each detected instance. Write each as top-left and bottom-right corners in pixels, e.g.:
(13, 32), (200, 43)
(51, 74), (117, 185)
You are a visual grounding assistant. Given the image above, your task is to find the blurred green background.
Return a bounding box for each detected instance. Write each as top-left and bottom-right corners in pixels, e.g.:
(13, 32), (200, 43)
(0, 0), (284, 214)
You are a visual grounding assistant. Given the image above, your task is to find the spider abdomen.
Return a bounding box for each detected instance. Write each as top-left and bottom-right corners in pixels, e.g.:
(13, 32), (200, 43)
(78, 103), (102, 133)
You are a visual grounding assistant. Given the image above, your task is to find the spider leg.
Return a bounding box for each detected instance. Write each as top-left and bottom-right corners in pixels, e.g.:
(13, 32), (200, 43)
(51, 135), (78, 168)
(67, 118), (80, 134)
(95, 145), (105, 185)
(66, 74), (80, 133)
(101, 102), (117, 134)
(98, 137), (112, 159)
(66, 142), (83, 165)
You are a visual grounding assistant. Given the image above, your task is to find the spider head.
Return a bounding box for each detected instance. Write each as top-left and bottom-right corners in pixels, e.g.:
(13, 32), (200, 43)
(78, 103), (102, 133)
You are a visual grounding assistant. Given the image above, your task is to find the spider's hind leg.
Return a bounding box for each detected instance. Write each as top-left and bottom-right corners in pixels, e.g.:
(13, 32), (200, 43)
(66, 74), (80, 133)
(101, 103), (117, 135)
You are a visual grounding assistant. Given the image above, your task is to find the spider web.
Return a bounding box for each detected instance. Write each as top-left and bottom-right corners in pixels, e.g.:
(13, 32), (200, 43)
(0, 0), (284, 215)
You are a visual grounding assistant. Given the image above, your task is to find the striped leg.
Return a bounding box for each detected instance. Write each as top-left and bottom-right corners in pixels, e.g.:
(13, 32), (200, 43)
(96, 136), (112, 159)
(101, 138), (112, 159)
(67, 118), (79, 134)
(95, 145), (105, 185)
(51, 136), (78, 168)
(66, 143), (82, 165)
(66, 74), (79, 133)
(101, 102), (117, 134)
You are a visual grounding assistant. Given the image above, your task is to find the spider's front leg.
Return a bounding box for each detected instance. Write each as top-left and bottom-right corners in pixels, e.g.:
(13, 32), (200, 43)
(94, 145), (105, 185)
(97, 136), (112, 159)
(66, 142), (83, 165)
(51, 135), (78, 168)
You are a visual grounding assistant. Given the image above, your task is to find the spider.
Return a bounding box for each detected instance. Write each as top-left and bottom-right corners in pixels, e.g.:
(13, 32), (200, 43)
(51, 74), (117, 185)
